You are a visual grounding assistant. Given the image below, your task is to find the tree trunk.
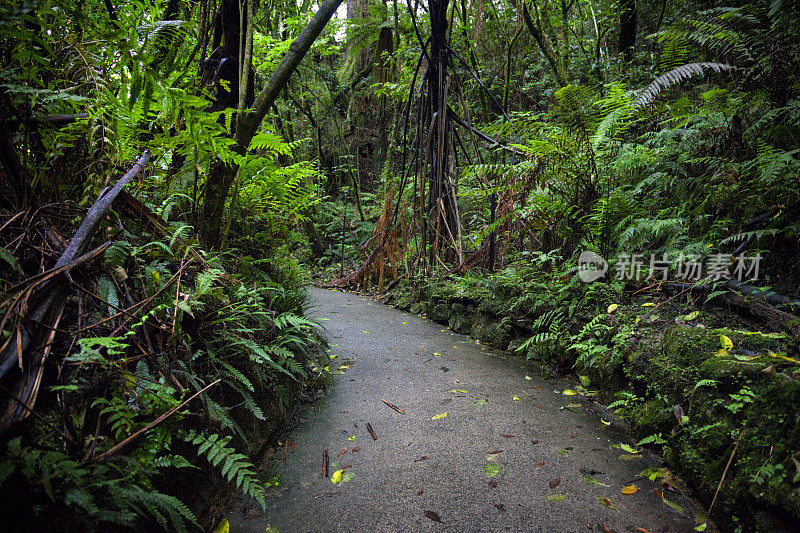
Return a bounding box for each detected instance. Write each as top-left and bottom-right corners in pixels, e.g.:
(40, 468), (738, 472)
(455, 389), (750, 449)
(199, 0), (345, 248)
(618, 0), (637, 61)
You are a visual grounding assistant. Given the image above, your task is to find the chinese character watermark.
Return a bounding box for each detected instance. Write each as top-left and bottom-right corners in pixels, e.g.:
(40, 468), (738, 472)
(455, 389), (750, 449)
(578, 251), (762, 283)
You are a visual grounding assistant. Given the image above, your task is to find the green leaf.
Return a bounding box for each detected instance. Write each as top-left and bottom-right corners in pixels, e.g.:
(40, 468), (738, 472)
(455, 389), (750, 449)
(546, 493), (568, 502)
(484, 463), (500, 477)
(720, 334), (733, 350)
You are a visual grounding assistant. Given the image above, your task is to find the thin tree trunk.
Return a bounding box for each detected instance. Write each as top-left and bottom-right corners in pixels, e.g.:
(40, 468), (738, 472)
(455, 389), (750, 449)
(200, 0), (344, 248)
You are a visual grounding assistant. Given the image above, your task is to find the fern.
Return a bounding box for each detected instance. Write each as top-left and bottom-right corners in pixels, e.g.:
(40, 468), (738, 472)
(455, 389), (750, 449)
(182, 431), (266, 508)
(196, 267), (224, 296)
(693, 379), (720, 391)
(635, 63), (733, 109)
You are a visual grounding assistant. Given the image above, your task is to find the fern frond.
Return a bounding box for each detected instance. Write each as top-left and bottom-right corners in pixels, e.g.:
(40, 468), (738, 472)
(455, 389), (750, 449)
(635, 63), (733, 109)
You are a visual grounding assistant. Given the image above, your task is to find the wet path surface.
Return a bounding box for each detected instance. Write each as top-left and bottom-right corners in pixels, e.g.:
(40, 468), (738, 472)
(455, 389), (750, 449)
(230, 288), (698, 532)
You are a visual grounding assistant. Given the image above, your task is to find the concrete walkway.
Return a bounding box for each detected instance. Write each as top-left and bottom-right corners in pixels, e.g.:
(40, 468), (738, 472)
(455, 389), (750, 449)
(230, 288), (700, 532)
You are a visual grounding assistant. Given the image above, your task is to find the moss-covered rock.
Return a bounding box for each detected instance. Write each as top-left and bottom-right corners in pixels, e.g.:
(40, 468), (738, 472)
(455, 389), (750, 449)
(631, 399), (673, 435)
(448, 312), (472, 334)
(428, 303), (450, 324)
(470, 314), (511, 350)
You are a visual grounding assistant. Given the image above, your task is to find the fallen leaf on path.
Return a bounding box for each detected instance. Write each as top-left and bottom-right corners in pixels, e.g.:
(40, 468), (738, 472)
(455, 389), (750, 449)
(414, 456), (428, 462)
(601, 418), (611, 426)
(486, 453), (500, 462)
(570, 432), (577, 438)
(489, 479), (498, 488)
(417, 489), (423, 496)
(582, 476), (608, 486)
(484, 463), (500, 477)
(556, 449), (570, 457)
(450, 389), (468, 393)
(424, 510), (442, 523)
(351, 447), (361, 452)
(329, 354), (338, 360)
(661, 495), (685, 515)
(525, 375), (532, 380)
(362, 330), (370, 334)
(431, 412), (447, 420)
(529, 386), (543, 391)
(494, 503), (505, 512)
(348, 435), (356, 442)
(499, 433), (515, 438)
(598, 497), (618, 511)
(611, 443), (641, 454)
(563, 389), (577, 395)
(531, 439), (539, 445)
(337, 447), (346, 456)
(331, 470), (343, 484)
(545, 493), (568, 502)
(488, 450), (503, 454)
(474, 399), (488, 405)
(621, 484), (639, 495)
(513, 396), (520, 401)
(549, 478), (561, 489)
(439, 366), (449, 372)
(535, 461), (545, 467)
(433, 352), (442, 356)
(599, 523), (615, 533)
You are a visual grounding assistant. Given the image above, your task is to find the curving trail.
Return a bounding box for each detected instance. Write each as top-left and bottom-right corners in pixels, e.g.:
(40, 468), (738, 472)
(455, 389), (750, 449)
(230, 288), (700, 533)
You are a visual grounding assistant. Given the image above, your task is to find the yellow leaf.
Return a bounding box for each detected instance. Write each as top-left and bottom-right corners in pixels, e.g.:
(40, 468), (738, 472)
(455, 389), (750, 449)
(525, 375), (532, 380)
(720, 334), (733, 350)
(433, 352), (442, 356)
(621, 485), (639, 495)
(431, 412), (448, 420)
(607, 304), (619, 313)
(601, 418), (611, 426)
(513, 396), (520, 401)
(641, 302), (656, 307)
(450, 389), (468, 393)
(563, 389), (577, 395)
(331, 469), (343, 484)
(212, 518), (229, 533)
(715, 349), (729, 357)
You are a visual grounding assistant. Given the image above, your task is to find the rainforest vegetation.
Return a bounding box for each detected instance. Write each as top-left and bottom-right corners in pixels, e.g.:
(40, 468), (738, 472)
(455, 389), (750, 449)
(0, 0), (799, 530)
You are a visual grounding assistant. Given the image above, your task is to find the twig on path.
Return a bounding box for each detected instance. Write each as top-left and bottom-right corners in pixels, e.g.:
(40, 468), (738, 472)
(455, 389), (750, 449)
(381, 398), (405, 414)
(366, 423), (378, 440)
(322, 450), (329, 477)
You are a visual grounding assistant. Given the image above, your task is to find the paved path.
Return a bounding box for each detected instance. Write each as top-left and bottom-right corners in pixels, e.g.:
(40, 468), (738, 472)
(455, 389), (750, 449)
(231, 288), (699, 532)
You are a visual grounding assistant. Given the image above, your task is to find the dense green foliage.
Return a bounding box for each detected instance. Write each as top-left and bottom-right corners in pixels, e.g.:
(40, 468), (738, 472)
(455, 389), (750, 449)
(1, 0), (799, 530)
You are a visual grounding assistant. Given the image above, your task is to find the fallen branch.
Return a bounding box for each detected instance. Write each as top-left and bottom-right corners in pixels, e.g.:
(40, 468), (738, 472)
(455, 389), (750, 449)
(366, 422), (378, 441)
(94, 378), (221, 462)
(381, 398), (406, 414)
